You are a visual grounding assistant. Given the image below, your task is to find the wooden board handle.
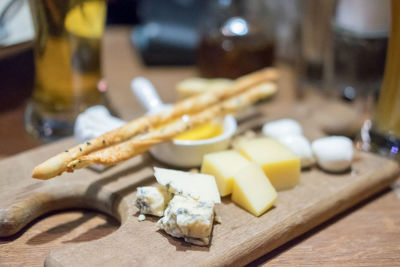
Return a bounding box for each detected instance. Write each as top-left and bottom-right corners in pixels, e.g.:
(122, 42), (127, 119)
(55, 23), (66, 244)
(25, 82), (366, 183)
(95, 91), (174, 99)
(0, 181), (123, 237)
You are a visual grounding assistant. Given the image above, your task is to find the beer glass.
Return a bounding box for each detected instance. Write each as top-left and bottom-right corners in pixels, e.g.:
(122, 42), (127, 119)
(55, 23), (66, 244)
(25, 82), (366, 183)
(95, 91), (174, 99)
(25, 0), (106, 140)
(359, 0), (400, 161)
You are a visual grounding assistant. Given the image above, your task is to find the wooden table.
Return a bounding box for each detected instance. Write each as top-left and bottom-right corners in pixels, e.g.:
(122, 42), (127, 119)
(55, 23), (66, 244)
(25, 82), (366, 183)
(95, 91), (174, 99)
(1, 26), (399, 266)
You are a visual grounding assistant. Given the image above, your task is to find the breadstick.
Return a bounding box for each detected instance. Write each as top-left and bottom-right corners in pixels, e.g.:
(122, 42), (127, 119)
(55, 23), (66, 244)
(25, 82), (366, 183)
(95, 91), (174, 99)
(147, 68), (278, 126)
(67, 82), (276, 170)
(177, 78), (233, 99)
(32, 68), (278, 179)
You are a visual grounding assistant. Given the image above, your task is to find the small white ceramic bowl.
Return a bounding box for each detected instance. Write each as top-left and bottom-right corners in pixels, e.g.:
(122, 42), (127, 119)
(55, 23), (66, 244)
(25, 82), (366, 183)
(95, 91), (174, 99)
(150, 115), (237, 167)
(131, 77), (237, 168)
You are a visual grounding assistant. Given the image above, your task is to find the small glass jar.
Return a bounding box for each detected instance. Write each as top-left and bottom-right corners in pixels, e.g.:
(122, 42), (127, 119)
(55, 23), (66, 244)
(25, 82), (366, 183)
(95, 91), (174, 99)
(332, 0), (389, 110)
(197, 0), (275, 79)
(26, 0), (107, 141)
(357, 0), (400, 161)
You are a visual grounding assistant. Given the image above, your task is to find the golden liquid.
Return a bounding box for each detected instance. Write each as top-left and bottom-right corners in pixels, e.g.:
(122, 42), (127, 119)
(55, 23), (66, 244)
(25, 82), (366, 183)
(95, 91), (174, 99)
(30, 0), (106, 116)
(174, 123), (223, 141)
(376, 0), (400, 139)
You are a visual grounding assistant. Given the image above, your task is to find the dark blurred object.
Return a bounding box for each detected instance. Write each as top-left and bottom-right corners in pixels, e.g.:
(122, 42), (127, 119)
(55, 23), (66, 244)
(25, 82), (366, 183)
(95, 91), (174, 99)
(0, 0), (35, 112)
(298, 0), (389, 104)
(266, 0), (302, 63)
(299, 0), (336, 88)
(334, 31), (387, 102)
(132, 22), (198, 65)
(107, 0), (139, 25)
(332, 0), (389, 103)
(197, 0), (275, 79)
(132, 0), (204, 65)
(0, 48), (34, 112)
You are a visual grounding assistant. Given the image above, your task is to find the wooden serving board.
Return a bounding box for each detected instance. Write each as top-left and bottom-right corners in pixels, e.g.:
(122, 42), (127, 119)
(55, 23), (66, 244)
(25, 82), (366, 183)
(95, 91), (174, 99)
(0, 132), (399, 266)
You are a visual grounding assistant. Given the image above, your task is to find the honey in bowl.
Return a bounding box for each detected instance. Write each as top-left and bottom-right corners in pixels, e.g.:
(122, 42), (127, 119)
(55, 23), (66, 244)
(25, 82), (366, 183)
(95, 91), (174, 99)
(174, 122), (223, 141)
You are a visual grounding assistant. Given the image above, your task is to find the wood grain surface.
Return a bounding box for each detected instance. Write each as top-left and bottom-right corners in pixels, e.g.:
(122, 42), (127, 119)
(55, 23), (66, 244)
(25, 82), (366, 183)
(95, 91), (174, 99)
(0, 129), (399, 266)
(0, 26), (400, 266)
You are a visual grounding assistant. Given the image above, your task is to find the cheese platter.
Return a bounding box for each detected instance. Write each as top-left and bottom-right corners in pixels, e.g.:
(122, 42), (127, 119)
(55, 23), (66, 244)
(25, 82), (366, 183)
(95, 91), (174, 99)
(0, 68), (399, 266)
(0, 139), (398, 266)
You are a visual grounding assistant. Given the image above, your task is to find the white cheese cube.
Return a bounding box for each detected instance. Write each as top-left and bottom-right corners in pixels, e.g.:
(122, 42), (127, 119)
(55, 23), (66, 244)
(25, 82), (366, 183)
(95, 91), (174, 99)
(135, 186), (172, 217)
(157, 195), (215, 246)
(154, 167), (221, 203)
(262, 119), (302, 139)
(311, 136), (353, 172)
(276, 135), (316, 168)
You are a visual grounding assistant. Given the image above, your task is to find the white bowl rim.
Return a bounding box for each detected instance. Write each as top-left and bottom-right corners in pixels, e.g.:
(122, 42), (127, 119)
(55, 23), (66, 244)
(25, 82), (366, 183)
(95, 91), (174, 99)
(172, 115), (237, 146)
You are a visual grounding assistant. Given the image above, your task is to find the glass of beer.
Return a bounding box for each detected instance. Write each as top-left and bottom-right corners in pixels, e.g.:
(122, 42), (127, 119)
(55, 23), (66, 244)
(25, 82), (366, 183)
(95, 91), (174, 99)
(25, 0), (106, 141)
(358, 0), (400, 161)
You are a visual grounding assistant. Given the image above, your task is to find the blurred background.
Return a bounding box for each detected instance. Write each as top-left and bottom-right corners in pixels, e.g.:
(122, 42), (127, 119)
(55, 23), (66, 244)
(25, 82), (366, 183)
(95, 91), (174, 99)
(1, 2), (399, 265)
(0, 0), (392, 154)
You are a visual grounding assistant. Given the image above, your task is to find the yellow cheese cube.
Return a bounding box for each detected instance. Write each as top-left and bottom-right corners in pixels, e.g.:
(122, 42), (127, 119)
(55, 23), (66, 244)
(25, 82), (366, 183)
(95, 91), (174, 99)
(231, 163), (277, 216)
(201, 150), (250, 196)
(237, 138), (300, 191)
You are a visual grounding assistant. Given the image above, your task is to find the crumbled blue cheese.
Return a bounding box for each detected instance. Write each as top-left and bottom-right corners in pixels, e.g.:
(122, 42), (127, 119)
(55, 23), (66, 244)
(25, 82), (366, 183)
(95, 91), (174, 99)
(157, 195), (215, 246)
(135, 186), (172, 217)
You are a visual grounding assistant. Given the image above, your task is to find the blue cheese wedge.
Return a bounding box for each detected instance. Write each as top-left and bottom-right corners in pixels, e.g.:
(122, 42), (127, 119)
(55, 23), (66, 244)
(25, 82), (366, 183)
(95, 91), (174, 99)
(135, 186), (172, 217)
(154, 167), (221, 203)
(157, 195), (215, 246)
